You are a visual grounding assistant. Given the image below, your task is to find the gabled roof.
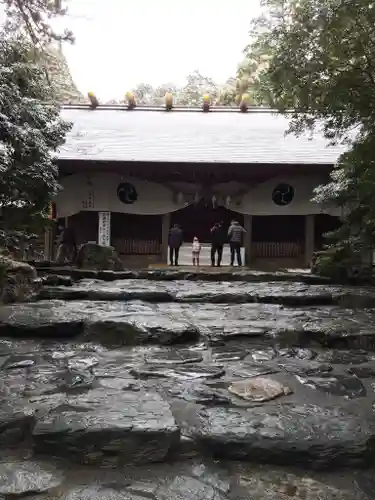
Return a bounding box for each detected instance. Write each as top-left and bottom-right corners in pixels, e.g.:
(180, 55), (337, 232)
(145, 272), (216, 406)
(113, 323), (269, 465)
(58, 105), (347, 165)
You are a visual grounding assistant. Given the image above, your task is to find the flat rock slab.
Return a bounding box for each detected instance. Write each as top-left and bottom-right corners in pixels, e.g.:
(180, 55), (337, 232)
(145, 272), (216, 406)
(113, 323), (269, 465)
(0, 401), (35, 446)
(348, 365), (375, 378)
(131, 364), (225, 381)
(155, 475), (228, 500)
(296, 373), (367, 398)
(211, 346), (248, 362)
(0, 302), (86, 338)
(168, 383), (232, 406)
(191, 404), (375, 469)
(239, 468), (366, 500)
(38, 281), (349, 307)
(315, 350), (370, 365)
(145, 350), (203, 365)
(228, 378), (292, 402)
(278, 360), (332, 376)
(84, 317), (199, 346)
(0, 461), (62, 495)
(33, 389), (179, 465)
(39, 287), (174, 303)
(0, 301), (199, 345)
(230, 363), (279, 379)
(35, 267), (332, 284)
(64, 485), (142, 500)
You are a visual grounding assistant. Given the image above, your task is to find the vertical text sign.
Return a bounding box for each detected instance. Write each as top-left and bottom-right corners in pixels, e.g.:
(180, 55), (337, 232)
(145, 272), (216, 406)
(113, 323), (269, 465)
(98, 211), (111, 246)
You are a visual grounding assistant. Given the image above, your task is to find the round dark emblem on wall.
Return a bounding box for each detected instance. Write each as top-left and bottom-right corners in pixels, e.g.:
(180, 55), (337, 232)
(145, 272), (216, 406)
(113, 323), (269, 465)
(117, 182), (138, 204)
(272, 183), (294, 206)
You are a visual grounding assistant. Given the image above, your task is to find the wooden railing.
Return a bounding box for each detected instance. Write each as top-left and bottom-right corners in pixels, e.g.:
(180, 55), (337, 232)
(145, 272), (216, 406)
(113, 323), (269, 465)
(113, 238), (161, 255)
(252, 242), (302, 258)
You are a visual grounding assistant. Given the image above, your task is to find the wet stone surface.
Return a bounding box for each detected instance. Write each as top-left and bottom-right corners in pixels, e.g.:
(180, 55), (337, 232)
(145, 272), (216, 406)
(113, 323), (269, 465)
(0, 461), (62, 495)
(36, 278), (375, 307)
(33, 389), (179, 466)
(296, 373), (367, 398)
(0, 276), (374, 497)
(191, 404), (375, 468)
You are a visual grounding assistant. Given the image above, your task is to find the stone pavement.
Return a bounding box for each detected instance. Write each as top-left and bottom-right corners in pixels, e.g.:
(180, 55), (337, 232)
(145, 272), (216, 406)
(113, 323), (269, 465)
(0, 271), (373, 498)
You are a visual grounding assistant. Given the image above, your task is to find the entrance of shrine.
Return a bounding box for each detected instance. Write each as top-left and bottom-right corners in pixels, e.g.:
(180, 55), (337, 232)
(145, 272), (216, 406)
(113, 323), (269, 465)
(170, 203), (244, 243)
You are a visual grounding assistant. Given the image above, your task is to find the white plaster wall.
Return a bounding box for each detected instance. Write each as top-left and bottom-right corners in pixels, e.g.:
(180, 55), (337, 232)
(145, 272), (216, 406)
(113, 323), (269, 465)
(55, 171), (341, 218)
(55, 173), (186, 218)
(236, 175), (341, 216)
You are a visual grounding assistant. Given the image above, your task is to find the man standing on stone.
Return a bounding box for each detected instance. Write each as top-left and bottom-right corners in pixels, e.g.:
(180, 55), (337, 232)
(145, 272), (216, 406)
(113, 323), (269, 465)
(168, 224), (183, 266)
(227, 220), (246, 266)
(210, 221), (226, 266)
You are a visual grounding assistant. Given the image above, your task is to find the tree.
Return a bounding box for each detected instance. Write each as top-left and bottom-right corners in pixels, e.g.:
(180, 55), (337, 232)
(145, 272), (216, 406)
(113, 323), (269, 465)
(178, 70), (219, 106)
(131, 83), (155, 105)
(0, 34), (71, 226)
(3, 0), (73, 44)
(248, 0), (375, 278)
(130, 72), (234, 106)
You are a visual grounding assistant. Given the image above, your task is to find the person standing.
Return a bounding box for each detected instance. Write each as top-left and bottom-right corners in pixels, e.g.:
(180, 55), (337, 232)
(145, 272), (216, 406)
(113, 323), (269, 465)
(210, 221), (226, 266)
(192, 236), (201, 266)
(56, 226), (77, 264)
(227, 220), (246, 266)
(168, 224), (183, 266)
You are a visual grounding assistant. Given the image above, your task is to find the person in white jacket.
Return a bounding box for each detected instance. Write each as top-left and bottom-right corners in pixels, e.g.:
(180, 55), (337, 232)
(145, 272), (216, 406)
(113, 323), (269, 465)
(192, 236), (201, 266)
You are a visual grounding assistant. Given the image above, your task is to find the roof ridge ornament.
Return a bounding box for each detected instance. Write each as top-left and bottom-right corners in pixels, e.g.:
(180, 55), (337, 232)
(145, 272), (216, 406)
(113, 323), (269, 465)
(126, 92), (136, 110)
(165, 92), (173, 111)
(240, 93), (250, 113)
(87, 92), (99, 110)
(202, 94), (210, 113)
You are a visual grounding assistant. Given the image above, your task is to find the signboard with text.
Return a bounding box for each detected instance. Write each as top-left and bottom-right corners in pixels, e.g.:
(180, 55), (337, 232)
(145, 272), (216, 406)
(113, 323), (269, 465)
(98, 211), (111, 246)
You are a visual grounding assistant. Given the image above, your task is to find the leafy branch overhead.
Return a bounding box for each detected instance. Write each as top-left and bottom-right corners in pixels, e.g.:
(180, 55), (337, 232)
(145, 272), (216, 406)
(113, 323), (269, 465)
(248, 0), (375, 277)
(2, 0), (73, 44)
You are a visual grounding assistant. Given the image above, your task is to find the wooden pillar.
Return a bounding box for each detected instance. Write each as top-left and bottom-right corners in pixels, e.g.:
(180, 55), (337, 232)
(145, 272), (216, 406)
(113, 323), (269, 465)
(244, 214), (253, 266)
(161, 212), (171, 264)
(305, 214), (315, 268)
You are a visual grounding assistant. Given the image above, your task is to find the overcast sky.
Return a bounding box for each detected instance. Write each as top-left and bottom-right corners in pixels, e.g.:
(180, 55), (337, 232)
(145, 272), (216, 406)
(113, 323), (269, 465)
(60, 0), (261, 100)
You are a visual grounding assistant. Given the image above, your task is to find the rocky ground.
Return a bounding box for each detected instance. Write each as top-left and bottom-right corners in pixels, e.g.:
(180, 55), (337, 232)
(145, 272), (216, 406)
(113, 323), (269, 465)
(0, 272), (375, 498)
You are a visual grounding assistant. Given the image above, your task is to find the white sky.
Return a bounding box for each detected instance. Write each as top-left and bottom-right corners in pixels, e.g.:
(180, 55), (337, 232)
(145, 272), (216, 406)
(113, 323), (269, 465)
(60, 0), (261, 100)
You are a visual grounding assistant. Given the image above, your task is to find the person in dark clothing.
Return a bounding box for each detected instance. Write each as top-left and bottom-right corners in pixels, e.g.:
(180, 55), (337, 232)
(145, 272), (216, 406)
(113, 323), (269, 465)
(168, 224), (183, 265)
(227, 220), (246, 266)
(210, 222), (226, 266)
(56, 226), (77, 264)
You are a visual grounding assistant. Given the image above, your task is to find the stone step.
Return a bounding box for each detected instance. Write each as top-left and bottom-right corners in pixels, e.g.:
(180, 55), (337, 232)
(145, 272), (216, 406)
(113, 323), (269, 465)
(32, 389), (179, 466)
(1, 299), (375, 350)
(0, 459), (367, 499)
(188, 404), (375, 469)
(37, 278), (375, 309)
(34, 266), (331, 284)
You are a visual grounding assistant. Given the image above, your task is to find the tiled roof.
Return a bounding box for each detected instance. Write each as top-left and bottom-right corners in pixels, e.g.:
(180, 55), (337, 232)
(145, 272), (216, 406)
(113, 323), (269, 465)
(58, 106), (347, 164)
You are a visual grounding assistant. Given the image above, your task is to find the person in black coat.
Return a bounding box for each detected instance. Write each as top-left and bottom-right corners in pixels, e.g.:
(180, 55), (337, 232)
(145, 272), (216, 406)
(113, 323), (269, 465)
(168, 224), (183, 265)
(210, 221), (226, 266)
(56, 226), (77, 264)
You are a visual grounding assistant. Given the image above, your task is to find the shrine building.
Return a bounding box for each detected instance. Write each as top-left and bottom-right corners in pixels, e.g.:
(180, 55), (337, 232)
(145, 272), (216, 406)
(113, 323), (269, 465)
(51, 100), (347, 268)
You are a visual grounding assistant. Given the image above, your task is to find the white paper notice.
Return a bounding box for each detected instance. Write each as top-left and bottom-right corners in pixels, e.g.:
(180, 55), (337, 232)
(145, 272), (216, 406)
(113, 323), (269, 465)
(98, 211), (111, 246)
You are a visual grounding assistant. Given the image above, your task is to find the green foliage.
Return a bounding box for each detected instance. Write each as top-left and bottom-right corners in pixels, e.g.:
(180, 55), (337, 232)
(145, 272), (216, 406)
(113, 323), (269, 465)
(0, 35), (72, 213)
(248, 0), (375, 277)
(129, 66), (266, 107)
(2, 0), (73, 44)
(2, 0), (80, 104)
(130, 72), (221, 106)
